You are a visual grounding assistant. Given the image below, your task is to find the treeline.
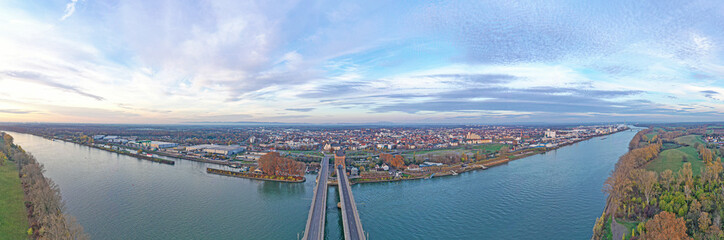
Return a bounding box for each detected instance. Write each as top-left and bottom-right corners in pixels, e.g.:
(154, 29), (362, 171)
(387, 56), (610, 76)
(698, 145), (717, 165)
(629, 128), (652, 150)
(602, 137), (662, 221)
(258, 152), (305, 176)
(596, 129), (724, 239)
(658, 129), (686, 142)
(0, 132), (88, 240)
(380, 153), (405, 169)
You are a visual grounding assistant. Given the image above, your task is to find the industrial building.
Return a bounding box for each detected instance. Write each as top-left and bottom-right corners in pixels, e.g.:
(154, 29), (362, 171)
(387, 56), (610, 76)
(140, 140), (179, 149)
(187, 144), (245, 156)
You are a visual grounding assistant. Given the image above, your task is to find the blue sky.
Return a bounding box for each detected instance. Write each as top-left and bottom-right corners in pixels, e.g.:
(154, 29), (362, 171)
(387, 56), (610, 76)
(1, 0), (723, 124)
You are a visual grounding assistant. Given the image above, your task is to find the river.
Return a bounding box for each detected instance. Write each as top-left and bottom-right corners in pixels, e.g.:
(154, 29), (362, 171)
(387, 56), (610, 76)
(6, 129), (636, 239)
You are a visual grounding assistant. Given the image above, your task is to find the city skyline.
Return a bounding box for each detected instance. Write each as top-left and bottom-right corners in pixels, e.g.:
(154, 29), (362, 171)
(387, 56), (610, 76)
(2, 0), (724, 124)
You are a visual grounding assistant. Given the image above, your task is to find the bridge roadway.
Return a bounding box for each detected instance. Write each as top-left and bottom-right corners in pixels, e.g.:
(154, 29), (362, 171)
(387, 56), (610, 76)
(302, 156), (330, 240)
(337, 165), (366, 240)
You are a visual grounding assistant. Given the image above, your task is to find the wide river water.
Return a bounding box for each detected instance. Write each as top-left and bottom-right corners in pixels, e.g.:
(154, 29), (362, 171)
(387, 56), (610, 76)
(6, 129), (636, 239)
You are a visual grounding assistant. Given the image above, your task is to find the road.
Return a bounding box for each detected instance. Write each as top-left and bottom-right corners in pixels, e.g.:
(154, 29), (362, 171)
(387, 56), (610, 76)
(302, 156), (329, 240)
(337, 165), (365, 240)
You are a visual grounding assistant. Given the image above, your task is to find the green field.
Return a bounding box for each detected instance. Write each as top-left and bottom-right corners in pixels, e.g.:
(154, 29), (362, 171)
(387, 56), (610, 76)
(469, 144), (507, 152)
(410, 144), (506, 155)
(0, 159), (30, 239)
(645, 146), (705, 176)
(674, 135), (704, 147)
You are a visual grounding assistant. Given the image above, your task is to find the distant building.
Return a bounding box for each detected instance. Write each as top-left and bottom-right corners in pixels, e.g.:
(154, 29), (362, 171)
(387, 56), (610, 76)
(237, 151), (266, 161)
(381, 163), (389, 171)
(203, 145), (244, 156)
(420, 162), (443, 168)
(466, 132), (481, 140)
(103, 135), (119, 140)
(187, 144), (245, 156)
(407, 164), (421, 171)
(143, 141), (178, 149)
(545, 129), (556, 139)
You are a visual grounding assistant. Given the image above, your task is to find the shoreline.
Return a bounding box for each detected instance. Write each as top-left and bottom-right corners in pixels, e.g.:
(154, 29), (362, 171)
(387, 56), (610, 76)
(206, 168), (305, 183)
(44, 137), (176, 165)
(2, 128), (629, 185)
(351, 128), (629, 184)
(0, 131), (232, 167)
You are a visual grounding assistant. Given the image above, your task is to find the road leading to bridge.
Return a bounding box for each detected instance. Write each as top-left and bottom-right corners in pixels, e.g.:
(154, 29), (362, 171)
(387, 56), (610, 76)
(302, 156), (330, 240)
(337, 165), (366, 240)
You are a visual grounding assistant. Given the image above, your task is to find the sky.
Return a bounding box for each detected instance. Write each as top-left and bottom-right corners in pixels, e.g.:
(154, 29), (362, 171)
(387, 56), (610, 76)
(1, 0), (724, 124)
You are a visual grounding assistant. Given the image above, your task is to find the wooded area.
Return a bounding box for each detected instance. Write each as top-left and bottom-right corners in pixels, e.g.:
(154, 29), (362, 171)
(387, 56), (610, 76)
(595, 127), (724, 240)
(1, 132), (88, 240)
(258, 152), (305, 176)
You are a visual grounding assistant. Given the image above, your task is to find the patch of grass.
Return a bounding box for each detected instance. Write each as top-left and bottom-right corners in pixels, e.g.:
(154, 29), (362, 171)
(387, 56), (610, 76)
(411, 144), (507, 155)
(603, 215), (613, 240)
(645, 133), (657, 140)
(617, 219), (640, 239)
(662, 143), (683, 150)
(469, 144), (507, 152)
(646, 146), (705, 176)
(674, 135), (704, 147)
(0, 159), (30, 240)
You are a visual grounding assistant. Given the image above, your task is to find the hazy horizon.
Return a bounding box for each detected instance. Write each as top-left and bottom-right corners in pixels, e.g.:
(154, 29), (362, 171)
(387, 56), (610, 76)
(2, 0), (724, 124)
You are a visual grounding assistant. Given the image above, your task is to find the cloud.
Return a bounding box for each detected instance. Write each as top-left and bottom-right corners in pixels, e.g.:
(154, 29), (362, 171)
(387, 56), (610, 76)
(701, 90), (719, 100)
(286, 108), (314, 112)
(296, 81), (368, 99)
(373, 87), (648, 114)
(60, 0), (79, 21)
(3, 0), (724, 124)
(117, 104), (171, 114)
(417, 74), (516, 85)
(418, 0), (723, 64)
(0, 109), (34, 114)
(3, 71), (104, 101)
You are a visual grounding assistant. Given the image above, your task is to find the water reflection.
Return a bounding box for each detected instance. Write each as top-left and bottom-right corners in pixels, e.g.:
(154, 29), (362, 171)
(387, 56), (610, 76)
(257, 178), (307, 197)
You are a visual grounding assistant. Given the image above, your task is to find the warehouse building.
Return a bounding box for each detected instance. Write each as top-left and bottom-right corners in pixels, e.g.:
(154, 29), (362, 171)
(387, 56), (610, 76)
(187, 144), (245, 156)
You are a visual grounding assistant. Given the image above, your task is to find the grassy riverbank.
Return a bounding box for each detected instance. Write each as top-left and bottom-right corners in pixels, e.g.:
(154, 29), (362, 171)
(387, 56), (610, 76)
(0, 158), (30, 239)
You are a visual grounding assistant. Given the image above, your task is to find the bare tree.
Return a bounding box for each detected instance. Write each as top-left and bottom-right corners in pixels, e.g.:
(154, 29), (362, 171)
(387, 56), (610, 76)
(633, 169), (657, 204)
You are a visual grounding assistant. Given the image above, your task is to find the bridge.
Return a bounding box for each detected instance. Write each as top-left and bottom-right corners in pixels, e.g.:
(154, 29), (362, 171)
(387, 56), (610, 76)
(302, 156), (330, 240)
(336, 164), (366, 240)
(302, 152), (365, 240)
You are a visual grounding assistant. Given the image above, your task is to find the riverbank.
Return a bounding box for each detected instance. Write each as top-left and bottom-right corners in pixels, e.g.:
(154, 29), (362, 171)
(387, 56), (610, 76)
(0, 131), (218, 167)
(0, 132), (88, 239)
(352, 128), (629, 185)
(51, 138), (176, 165)
(45, 135), (238, 167)
(0, 157), (30, 239)
(2, 126), (635, 239)
(206, 168), (305, 183)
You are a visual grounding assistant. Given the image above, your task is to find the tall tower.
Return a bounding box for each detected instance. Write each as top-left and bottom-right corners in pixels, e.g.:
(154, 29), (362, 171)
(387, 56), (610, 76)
(334, 149), (346, 168)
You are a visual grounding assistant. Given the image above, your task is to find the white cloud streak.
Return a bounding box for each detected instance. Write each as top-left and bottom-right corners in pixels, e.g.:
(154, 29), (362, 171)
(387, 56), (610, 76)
(60, 0), (79, 21)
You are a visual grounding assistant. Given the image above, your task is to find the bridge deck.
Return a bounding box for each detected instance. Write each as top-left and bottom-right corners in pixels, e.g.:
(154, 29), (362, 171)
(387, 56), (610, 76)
(302, 157), (329, 240)
(337, 166), (366, 240)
